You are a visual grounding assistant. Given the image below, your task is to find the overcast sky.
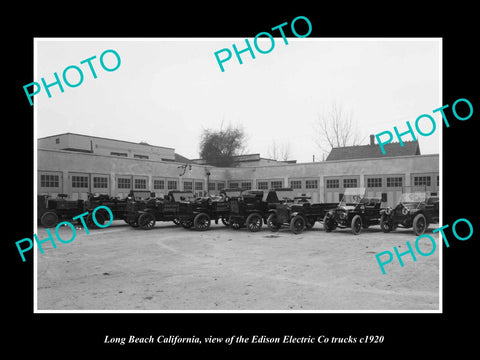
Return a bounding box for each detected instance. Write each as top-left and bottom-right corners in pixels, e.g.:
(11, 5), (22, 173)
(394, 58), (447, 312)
(35, 38), (441, 162)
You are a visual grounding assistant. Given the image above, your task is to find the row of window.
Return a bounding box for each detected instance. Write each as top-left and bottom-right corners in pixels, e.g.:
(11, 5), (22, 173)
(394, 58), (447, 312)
(40, 174), (440, 191)
(110, 152), (149, 159)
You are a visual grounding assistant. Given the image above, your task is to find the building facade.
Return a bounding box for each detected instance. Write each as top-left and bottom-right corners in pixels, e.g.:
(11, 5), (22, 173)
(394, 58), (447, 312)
(37, 133), (439, 207)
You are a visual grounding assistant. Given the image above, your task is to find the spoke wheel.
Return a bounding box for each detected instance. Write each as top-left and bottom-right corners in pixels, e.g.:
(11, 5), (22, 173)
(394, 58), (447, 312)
(267, 213), (280, 232)
(221, 216), (230, 226)
(290, 215), (306, 234)
(380, 214), (392, 233)
(194, 213), (211, 231)
(351, 215), (363, 235)
(413, 213), (426, 236)
(246, 213), (263, 232)
(138, 212), (156, 230)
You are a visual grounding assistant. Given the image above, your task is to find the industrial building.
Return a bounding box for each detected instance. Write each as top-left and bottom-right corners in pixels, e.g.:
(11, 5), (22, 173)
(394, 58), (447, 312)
(37, 133), (439, 207)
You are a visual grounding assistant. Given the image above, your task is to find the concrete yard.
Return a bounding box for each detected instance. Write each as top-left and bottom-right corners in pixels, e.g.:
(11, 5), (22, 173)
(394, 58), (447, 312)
(36, 220), (440, 311)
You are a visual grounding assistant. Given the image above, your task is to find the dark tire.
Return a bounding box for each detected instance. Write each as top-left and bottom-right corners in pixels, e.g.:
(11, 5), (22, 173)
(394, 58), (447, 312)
(267, 213), (281, 232)
(40, 211), (58, 228)
(229, 216), (242, 230)
(221, 216), (230, 226)
(194, 213), (211, 231)
(246, 213), (263, 232)
(290, 215), (306, 234)
(87, 211), (105, 229)
(380, 214), (392, 233)
(173, 218), (181, 226)
(351, 215), (362, 235)
(138, 212), (156, 230)
(305, 220), (315, 229)
(323, 214), (336, 232)
(180, 218), (193, 229)
(413, 213), (427, 236)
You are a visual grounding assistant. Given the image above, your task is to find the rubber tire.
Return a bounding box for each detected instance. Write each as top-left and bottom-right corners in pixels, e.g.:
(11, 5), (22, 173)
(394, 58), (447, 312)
(221, 216), (230, 226)
(88, 211), (105, 229)
(290, 215), (306, 234)
(267, 213), (280, 232)
(194, 213), (211, 231)
(246, 213), (263, 232)
(413, 213), (427, 236)
(138, 212), (156, 230)
(351, 215), (363, 235)
(41, 211), (58, 228)
(323, 214), (337, 232)
(181, 218), (193, 229)
(380, 214), (392, 233)
(229, 216), (242, 230)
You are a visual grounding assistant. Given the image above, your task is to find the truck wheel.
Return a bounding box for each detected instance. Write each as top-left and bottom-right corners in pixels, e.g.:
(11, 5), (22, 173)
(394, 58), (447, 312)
(229, 216), (242, 230)
(194, 213), (211, 231)
(413, 213), (427, 236)
(246, 213), (263, 232)
(380, 214), (392, 233)
(351, 215), (363, 235)
(267, 213), (280, 232)
(138, 213), (156, 230)
(87, 211), (105, 229)
(221, 216), (230, 226)
(323, 215), (336, 232)
(305, 220), (315, 229)
(290, 215), (306, 234)
(180, 218), (193, 229)
(40, 211), (58, 228)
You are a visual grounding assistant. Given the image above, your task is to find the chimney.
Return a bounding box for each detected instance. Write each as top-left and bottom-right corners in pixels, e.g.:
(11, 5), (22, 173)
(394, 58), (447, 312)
(370, 134), (375, 145)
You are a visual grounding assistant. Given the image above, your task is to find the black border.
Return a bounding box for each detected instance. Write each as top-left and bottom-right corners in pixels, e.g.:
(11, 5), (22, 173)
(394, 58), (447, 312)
(7, 5), (478, 355)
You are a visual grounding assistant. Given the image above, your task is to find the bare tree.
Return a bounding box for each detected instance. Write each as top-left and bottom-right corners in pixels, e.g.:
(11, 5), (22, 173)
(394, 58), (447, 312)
(199, 123), (247, 167)
(268, 140), (291, 161)
(314, 101), (364, 158)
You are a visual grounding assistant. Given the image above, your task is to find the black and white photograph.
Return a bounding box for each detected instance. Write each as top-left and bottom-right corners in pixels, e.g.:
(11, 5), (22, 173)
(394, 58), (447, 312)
(33, 37), (442, 312)
(7, 6), (478, 355)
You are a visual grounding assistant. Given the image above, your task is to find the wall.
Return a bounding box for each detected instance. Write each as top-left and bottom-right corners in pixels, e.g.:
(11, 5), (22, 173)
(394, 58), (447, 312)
(37, 149), (439, 206)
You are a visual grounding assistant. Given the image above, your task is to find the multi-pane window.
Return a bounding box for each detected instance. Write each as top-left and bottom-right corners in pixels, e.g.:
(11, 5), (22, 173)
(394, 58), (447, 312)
(437, 176), (439, 186)
(414, 176), (431, 186)
(111, 152), (127, 157)
(167, 180), (178, 190)
(217, 182), (225, 191)
(343, 178), (357, 188)
(305, 179), (318, 189)
(154, 179), (165, 190)
(72, 175), (88, 188)
(117, 178), (131, 189)
(40, 174), (59, 188)
(257, 181), (268, 190)
(367, 178), (382, 188)
(208, 182), (216, 191)
(229, 182), (239, 189)
(386, 177), (403, 187)
(241, 182), (252, 190)
(270, 181), (283, 189)
(195, 181), (203, 191)
(326, 179), (339, 188)
(183, 181), (193, 191)
(290, 180), (302, 189)
(93, 177), (108, 188)
(134, 178), (147, 189)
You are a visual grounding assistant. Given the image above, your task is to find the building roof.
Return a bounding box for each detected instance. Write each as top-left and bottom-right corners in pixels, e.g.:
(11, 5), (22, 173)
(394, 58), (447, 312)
(38, 132), (175, 151)
(326, 140), (421, 161)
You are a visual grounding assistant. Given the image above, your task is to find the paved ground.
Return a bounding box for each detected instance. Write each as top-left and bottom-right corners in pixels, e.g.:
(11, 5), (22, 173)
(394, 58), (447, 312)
(36, 220), (440, 311)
